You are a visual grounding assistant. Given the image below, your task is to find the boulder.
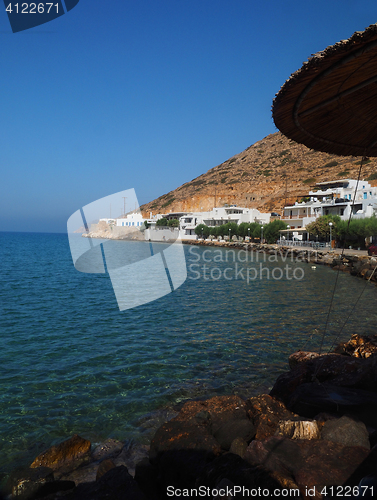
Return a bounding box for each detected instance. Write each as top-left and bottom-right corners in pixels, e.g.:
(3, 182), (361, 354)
(173, 395), (247, 434)
(92, 438), (124, 462)
(270, 353), (377, 407)
(96, 459), (116, 481)
(6, 466), (55, 499)
(246, 394), (295, 440)
(229, 437), (248, 458)
(285, 382), (377, 427)
(334, 334), (377, 358)
(149, 420), (221, 463)
(196, 452), (295, 493)
(288, 351), (320, 369)
(64, 465), (147, 500)
(245, 436), (304, 476)
(30, 434), (91, 474)
(134, 458), (160, 500)
(294, 442), (369, 498)
(156, 449), (215, 491)
(321, 416), (370, 449)
(274, 419), (320, 440)
(245, 436), (369, 497)
(213, 419), (256, 450)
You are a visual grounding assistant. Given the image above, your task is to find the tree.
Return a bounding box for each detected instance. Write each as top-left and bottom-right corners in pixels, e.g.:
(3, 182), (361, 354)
(223, 222), (238, 239)
(264, 220), (288, 243)
(306, 215), (340, 240)
(156, 217), (168, 226)
(238, 222), (260, 239)
(167, 219), (179, 227)
(195, 224), (210, 238)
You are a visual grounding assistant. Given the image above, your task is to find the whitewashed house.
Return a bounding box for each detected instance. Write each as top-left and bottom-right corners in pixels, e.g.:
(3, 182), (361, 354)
(281, 178), (377, 241)
(179, 205), (271, 239)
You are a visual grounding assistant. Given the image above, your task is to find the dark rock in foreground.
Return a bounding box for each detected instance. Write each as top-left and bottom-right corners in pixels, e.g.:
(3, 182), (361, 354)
(30, 434), (91, 475)
(6, 345), (377, 499)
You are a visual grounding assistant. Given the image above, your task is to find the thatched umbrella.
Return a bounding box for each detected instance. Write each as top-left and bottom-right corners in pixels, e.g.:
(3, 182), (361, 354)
(272, 23), (377, 157)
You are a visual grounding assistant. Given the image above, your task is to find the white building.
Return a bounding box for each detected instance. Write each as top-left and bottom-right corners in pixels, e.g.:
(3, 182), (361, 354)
(283, 179), (377, 229)
(179, 205), (271, 239)
(281, 178), (377, 240)
(116, 212), (146, 228)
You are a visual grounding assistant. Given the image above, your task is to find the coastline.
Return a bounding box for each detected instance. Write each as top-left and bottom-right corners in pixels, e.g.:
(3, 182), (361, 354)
(4, 334), (377, 499)
(182, 239), (377, 283)
(3, 236), (377, 498)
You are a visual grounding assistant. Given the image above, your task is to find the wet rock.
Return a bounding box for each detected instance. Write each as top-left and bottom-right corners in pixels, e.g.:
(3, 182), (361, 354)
(274, 419), (320, 440)
(30, 434), (91, 474)
(245, 436), (304, 476)
(344, 444), (377, 488)
(288, 351), (320, 369)
(213, 419), (256, 450)
(270, 353), (377, 407)
(112, 442), (150, 477)
(285, 382), (377, 427)
(245, 436), (369, 497)
(64, 465), (147, 500)
(6, 466), (54, 499)
(134, 458), (160, 500)
(313, 412), (338, 430)
(149, 420), (221, 463)
(334, 334), (377, 358)
(96, 459), (116, 481)
(173, 395), (247, 434)
(246, 394), (295, 440)
(196, 452), (292, 493)
(294, 442), (369, 498)
(92, 438), (124, 461)
(157, 449), (215, 491)
(60, 461), (99, 485)
(229, 437), (248, 458)
(321, 416), (370, 449)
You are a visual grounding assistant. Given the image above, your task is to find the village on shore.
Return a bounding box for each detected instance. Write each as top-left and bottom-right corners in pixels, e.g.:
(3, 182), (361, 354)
(87, 178), (377, 250)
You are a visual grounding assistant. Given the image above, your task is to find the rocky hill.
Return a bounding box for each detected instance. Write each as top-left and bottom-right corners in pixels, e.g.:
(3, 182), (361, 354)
(140, 131), (377, 216)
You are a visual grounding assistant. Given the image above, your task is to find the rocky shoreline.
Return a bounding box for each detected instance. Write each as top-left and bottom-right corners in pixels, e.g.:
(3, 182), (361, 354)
(3, 334), (377, 499)
(183, 240), (377, 284)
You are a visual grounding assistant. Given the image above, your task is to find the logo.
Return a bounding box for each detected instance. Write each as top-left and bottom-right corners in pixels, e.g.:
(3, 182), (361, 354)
(4, 0), (79, 33)
(67, 189), (187, 311)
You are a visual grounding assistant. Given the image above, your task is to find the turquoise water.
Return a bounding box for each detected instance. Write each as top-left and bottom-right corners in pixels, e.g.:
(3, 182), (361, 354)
(1, 232), (377, 473)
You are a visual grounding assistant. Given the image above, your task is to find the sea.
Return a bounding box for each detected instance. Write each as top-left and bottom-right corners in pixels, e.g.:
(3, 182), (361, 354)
(1, 231), (377, 474)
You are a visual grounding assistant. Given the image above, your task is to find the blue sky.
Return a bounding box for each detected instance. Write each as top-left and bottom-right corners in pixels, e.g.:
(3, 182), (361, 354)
(0, 0), (376, 232)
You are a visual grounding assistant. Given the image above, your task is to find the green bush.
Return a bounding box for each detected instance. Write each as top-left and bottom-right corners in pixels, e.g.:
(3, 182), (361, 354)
(167, 219), (179, 227)
(194, 224), (210, 238)
(337, 171), (350, 177)
(366, 172), (377, 181)
(156, 218), (168, 226)
(324, 160), (338, 168)
(303, 177), (316, 185)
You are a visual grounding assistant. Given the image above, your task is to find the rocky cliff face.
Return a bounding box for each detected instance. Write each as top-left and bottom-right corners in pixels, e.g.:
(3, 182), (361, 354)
(140, 131), (377, 216)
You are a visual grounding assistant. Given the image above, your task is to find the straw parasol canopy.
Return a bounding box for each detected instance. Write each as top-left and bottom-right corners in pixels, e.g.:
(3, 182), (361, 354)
(272, 23), (377, 157)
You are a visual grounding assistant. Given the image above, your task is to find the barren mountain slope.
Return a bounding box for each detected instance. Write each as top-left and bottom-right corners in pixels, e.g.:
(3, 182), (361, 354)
(140, 132), (377, 216)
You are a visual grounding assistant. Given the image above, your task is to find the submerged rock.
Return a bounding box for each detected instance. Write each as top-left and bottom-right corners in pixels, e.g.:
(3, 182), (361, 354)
(30, 434), (91, 474)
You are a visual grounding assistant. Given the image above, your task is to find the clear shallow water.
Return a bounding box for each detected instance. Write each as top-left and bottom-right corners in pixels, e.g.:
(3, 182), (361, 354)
(1, 232), (377, 473)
